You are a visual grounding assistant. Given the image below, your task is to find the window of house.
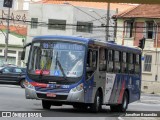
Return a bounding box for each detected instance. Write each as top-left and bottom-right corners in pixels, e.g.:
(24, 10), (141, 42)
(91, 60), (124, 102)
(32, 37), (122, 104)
(144, 55), (152, 72)
(8, 50), (16, 54)
(31, 18), (38, 29)
(48, 19), (66, 30)
(146, 21), (155, 39)
(76, 22), (93, 33)
(125, 21), (134, 38)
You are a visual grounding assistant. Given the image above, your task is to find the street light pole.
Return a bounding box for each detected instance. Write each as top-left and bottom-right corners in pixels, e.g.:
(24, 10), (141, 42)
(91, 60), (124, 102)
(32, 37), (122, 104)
(4, 8), (10, 64)
(106, 2), (110, 42)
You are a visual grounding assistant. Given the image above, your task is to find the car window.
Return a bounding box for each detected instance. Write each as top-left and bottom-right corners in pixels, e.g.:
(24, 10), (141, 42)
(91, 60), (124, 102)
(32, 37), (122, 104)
(3, 67), (13, 73)
(21, 68), (26, 73)
(13, 68), (22, 73)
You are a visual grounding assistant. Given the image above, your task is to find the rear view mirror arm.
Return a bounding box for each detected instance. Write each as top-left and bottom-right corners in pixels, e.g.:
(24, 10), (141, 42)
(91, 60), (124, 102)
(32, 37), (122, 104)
(21, 42), (31, 61)
(23, 42), (31, 49)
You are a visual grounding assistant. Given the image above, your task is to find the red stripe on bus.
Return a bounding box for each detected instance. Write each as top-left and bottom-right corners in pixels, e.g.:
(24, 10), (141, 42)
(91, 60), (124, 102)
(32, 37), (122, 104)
(118, 80), (125, 104)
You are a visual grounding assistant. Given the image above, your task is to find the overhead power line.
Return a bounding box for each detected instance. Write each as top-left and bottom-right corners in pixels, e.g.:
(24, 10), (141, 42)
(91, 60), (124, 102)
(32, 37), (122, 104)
(1, 17), (160, 29)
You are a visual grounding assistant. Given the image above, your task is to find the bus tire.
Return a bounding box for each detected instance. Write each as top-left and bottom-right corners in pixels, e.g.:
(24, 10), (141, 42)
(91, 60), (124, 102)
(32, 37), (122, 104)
(119, 91), (128, 112)
(20, 79), (25, 88)
(110, 91), (128, 112)
(42, 100), (51, 110)
(90, 90), (102, 113)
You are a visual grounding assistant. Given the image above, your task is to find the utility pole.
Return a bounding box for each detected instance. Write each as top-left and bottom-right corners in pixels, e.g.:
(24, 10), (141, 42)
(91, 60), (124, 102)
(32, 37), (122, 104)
(106, 2), (110, 41)
(3, 0), (13, 64)
(4, 8), (10, 64)
(113, 8), (118, 42)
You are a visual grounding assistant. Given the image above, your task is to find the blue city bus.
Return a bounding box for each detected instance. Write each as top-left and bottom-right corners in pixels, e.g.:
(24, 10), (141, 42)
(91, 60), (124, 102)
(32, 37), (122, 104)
(22, 35), (142, 112)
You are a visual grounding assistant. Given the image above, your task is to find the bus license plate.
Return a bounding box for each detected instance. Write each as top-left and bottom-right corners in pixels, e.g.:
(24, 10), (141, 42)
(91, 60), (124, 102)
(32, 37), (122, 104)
(46, 93), (56, 97)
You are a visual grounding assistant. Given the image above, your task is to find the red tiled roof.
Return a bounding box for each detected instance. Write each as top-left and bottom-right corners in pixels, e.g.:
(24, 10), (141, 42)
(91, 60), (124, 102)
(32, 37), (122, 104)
(0, 25), (27, 36)
(31, 0), (137, 12)
(114, 4), (160, 18)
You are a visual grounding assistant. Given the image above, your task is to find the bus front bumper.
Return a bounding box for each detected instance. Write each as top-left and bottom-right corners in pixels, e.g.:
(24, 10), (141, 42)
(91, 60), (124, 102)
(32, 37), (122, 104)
(25, 87), (85, 103)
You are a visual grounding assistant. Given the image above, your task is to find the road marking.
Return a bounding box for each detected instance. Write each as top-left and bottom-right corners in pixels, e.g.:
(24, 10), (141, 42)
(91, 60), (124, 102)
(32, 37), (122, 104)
(118, 117), (124, 120)
(130, 103), (160, 106)
(0, 85), (21, 88)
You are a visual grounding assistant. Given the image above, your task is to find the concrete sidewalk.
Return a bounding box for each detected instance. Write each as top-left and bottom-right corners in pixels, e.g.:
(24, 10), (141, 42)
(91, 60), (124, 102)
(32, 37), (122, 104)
(139, 93), (160, 104)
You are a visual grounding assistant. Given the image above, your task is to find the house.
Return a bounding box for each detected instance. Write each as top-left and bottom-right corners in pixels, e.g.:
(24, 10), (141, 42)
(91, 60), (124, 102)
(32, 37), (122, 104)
(26, 1), (137, 43)
(0, 9), (28, 66)
(0, 25), (27, 66)
(113, 4), (160, 93)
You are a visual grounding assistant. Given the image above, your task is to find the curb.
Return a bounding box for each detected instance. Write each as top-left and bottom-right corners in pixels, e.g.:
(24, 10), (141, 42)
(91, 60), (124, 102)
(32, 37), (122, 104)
(139, 100), (160, 104)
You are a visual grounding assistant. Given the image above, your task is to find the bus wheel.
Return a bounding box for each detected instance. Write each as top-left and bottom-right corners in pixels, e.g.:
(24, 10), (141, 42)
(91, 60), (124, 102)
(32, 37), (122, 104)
(90, 90), (102, 113)
(42, 100), (51, 110)
(20, 79), (25, 88)
(110, 91), (128, 112)
(119, 91), (128, 112)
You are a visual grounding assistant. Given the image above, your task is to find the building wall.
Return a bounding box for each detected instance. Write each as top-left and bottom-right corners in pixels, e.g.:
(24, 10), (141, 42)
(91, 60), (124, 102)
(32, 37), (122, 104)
(115, 19), (124, 45)
(134, 22), (144, 46)
(116, 18), (160, 93)
(0, 34), (24, 67)
(27, 3), (116, 43)
(0, 0), (24, 10)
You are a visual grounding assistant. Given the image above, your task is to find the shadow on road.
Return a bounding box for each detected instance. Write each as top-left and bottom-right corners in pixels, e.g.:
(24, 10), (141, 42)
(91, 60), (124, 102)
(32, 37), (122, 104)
(32, 107), (124, 117)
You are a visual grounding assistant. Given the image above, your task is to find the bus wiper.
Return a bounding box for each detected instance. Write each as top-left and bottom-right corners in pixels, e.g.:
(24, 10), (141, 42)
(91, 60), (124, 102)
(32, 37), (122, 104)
(55, 52), (67, 80)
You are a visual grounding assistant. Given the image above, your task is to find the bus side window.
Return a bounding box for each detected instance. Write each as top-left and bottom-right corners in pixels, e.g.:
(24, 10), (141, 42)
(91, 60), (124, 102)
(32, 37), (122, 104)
(122, 52), (127, 73)
(86, 49), (97, 79)
(114, 51), (120, 73)
(128, 53), (134, 74)
(99, 48), (106, 71)
(87, 49), (97, 70)
(135, 54), (140, 74)
(107, 50), (114, 72)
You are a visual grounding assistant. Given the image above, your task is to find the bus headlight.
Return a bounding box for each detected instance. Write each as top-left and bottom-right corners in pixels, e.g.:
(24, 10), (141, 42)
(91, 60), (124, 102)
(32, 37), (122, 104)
(24, 80), (35, 89)
(71, 83), (83, 92)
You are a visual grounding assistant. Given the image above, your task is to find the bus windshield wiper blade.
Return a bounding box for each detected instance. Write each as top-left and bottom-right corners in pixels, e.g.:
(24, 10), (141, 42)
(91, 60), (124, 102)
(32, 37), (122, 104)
(55, 52), (67, 80)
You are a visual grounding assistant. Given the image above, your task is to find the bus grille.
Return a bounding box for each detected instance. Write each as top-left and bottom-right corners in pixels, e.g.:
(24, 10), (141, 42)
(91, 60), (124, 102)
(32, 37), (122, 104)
(37, 93), (68, 100)
(36, 88), (70, 93)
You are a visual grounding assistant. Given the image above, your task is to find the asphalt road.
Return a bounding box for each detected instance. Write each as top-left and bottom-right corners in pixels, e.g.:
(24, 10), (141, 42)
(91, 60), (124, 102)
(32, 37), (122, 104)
(0, 84), (160, 119)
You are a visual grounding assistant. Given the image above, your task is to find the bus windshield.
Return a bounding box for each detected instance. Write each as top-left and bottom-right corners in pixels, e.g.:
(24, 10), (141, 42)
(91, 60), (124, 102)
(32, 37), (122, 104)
(28, 41), (85, 78)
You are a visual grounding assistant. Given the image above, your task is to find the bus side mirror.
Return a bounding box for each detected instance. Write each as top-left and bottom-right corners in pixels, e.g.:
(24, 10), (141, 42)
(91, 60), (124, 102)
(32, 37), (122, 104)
(21, 42), (31, 61)
(21, 50), (25, 60)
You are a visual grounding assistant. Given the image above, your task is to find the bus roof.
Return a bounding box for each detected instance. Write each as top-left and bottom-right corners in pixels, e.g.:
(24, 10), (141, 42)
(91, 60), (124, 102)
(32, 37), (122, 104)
(33, 35), (141, 54)
(33, 35), (93, 44)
